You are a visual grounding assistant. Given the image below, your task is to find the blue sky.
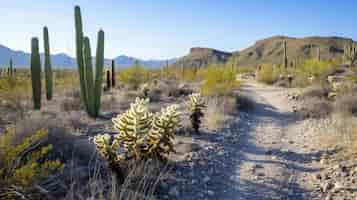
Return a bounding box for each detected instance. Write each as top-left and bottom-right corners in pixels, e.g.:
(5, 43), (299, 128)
(0, 0), (356, 59)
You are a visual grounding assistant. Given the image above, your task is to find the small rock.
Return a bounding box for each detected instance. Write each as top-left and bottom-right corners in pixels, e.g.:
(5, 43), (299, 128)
(322, 181), (334, 193)
(207, 190), (215, 196)
(169, 186), (179, 197)
(203, 176), (210, 183)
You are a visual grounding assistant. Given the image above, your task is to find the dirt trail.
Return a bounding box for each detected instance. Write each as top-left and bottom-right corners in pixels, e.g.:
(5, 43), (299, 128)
(223, 81), (319, 200)
(164, 81), (321, 200)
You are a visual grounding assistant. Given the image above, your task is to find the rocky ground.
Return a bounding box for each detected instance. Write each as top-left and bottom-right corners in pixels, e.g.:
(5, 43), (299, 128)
(159, 81), (357, 200)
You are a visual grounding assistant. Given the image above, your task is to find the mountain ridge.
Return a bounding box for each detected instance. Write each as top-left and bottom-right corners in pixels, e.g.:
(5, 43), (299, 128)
(0, 44), (176, 69)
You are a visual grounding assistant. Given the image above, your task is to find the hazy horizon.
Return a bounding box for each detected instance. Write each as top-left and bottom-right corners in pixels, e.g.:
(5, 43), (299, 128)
(1, 0), (357, 59)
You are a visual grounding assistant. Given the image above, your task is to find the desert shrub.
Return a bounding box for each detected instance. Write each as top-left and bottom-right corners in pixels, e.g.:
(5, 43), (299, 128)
(0, 76), (32, 121)
(235, 93), (256, 112)
(292, 59), (339, 87)
(188, 93), (205, 133)
(61, 90), (83, 112)
(301, 84), (330, 99)
(119, 64), (150, 90)
(204, 97), (228, 131)
(236, 66), (255, 74)
(256, 64), (281, 84)
(199, 65), (240, 96)
(298, 97), (332, 119)
(333, 93), (357, 117)
(0, 128), (63, 199)
(93, 98), (180, 172)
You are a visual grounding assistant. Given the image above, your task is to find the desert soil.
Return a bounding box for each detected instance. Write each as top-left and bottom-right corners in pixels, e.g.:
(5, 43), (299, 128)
(161, 81), (323, 200)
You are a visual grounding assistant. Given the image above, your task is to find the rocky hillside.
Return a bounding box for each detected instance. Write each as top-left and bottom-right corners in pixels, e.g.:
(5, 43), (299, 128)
(172, 47), (232, 69)
(231, 36), (354, 66)
(172, 36), (355, 68)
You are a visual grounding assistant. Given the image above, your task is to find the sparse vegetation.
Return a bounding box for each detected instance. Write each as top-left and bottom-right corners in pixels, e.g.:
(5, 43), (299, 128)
(0, 128), (63, 199)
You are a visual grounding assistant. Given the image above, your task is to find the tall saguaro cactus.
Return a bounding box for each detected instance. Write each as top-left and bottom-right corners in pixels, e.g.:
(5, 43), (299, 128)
(43, 26), (53, 100)
(30, 38), (42, 110)
(75, 6), (104, 118)
(8, 58), (13, 76)
(283, 40), (288, 69)
(111, 60), (115, 87)
(343, 41), (357, 65)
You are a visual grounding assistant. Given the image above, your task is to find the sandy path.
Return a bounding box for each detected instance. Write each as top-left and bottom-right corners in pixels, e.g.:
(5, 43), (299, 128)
(222, 81), (319, 200)
(163, 81), (320, 200)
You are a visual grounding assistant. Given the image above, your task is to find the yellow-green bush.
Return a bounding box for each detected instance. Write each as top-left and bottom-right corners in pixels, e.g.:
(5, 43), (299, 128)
(256, 64), (281, 84)
(291, 59), (340, 87)
(199, 65), (240, 96)
(0, 128), (63, 199)
(118, 64), (150, 89)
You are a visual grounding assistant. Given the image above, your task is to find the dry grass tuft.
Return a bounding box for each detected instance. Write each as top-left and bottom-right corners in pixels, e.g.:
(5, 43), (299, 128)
(64, 158), (168, 200)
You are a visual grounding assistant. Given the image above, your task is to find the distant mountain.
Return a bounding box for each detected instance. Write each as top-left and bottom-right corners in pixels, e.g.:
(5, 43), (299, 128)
(0, 44), (175, 69)
(171, 47), (232, 69)
(230, 36), (353, 66)
(170, 36), (354, 69)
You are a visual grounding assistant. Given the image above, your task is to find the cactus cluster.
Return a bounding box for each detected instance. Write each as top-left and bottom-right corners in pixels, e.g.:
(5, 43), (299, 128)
(94, 98), (180, 165)
(29, 27), (54, 109)
(343, 41), (357, 65)
(188, 93), (205, 134)
(0, 59), (15, 77)
(75, 6), (105, 118)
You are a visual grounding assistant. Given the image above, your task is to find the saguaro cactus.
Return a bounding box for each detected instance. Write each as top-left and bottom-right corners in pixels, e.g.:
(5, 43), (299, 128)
(8, 58), (13, 76)
(283, 40), (288, 69)
(343, 41), (357, 65)
(111, 60), (115, 87)
(75, 6), (104, 118)
(106, 69), (111, 90)
(30, 38), (42, 110)
(317, 46), (321, 61)
(43, 26), (53, 100)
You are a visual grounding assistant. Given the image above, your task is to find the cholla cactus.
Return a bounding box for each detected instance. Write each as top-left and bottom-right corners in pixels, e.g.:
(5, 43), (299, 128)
(112, 98), (153, 160)
(188, 93), (205, 134)
(94, 98), (180, 166)
(148, 104), (180, 157)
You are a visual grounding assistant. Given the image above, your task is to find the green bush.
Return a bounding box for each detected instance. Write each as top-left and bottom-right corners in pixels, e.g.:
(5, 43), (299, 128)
(119, 63), (150, 89)
(199, 65), (240, 96)
(256, 64), (281, 84)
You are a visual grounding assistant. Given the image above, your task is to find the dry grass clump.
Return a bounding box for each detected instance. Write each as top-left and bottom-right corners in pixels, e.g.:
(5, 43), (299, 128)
(64, 158), (168, 200)
(333, 93), (357, 117)
(204, 96), (238, 131)
(299, 97), (332, 119)
(61, 90), (83, 112)
(301, 84), (330, 99)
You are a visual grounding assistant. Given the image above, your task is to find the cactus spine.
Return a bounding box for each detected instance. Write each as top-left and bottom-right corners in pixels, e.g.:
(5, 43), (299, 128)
(30, 38), (42, 110)
(43, 26), (53, 100)
(283, 40), (288, 69)
(75, 6), (104, 118)
(111, 60), (115, 87)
